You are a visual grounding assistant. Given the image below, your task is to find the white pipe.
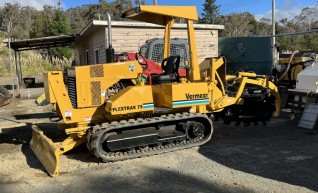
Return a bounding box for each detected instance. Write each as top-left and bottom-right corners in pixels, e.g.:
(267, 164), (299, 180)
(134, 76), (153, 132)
(106, 12), (112, 48)
(259, 29), (318, 37)
(8, 38), (15, 98)
(278, 50), (299, 82)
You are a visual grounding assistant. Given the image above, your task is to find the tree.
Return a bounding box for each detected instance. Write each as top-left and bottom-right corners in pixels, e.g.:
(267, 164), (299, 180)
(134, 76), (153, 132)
(255, 18), (272, 36)
(274, 7), (318, 51)
(48, 9), (71, 36)
(111, 0), (133, 20)
(48, 8), (72, 59)
(30, 11), (46, 38)
(218, 12), (256, 37)
(30, 5), (73, 60)
(0, 3), (22, 35)
(0, 3), (35, 38)
(66, 6), (88, 34)
(293, 7), (318, 30)
(15, 6), (36, 39)
(85, 3), (103, 21)
(134, 0), (146, 5)
(30, 5), (55, 38)
(200, 0), (220, 24)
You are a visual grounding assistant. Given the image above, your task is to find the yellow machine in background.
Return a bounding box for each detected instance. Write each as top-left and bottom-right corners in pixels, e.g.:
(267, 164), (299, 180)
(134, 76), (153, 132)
(30, 5), (281, 176)
(277, 51), (316, 87)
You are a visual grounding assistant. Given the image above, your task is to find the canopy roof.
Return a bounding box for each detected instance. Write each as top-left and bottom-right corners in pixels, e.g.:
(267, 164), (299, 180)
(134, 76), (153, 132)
(8, 35), (76, 51)
(122, 5), (198, 26)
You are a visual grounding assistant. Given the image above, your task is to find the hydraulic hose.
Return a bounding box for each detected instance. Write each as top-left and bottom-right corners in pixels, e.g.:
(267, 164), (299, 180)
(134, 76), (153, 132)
(278, 50), (299, 82)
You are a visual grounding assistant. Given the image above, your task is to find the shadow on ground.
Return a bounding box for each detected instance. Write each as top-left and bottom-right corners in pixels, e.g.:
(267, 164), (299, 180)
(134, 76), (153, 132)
(199, 112), (318, 191)
(0, 167), (255, 193)
(23, 82), (44, 88)
(14, 112), (54, 120)
(80, 168), (254, 193)
(0, 122), (65, 175)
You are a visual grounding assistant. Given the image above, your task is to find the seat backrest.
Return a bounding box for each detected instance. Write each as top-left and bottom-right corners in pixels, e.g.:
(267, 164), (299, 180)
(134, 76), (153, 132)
(162, 55), (180, 75)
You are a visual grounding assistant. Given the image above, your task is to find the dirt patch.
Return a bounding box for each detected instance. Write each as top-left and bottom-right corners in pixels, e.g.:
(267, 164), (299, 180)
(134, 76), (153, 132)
(0, 99), (317, 193)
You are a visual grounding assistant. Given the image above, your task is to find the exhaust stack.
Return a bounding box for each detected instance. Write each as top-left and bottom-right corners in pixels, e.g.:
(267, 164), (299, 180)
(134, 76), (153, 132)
(106, 12), (115, 63)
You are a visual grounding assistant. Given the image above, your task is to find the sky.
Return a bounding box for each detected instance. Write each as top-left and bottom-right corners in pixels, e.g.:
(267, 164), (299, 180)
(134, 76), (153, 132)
(1, 0), (317, 20)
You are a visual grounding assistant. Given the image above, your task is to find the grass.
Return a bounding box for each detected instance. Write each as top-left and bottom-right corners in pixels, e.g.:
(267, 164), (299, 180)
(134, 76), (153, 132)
(19, 51), (72, 76)
(0, 39), (72, 76)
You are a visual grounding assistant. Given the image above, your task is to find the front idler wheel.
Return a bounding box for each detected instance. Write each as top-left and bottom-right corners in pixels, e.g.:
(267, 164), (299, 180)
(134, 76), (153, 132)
(187, 121), (205, 140)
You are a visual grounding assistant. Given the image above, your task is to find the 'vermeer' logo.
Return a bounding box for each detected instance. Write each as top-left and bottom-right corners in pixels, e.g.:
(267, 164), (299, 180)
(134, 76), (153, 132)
(185, 93), (209, 100)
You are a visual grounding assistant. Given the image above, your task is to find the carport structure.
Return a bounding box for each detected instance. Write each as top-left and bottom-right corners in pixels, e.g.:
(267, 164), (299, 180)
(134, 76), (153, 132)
(7, 35), (76, 86)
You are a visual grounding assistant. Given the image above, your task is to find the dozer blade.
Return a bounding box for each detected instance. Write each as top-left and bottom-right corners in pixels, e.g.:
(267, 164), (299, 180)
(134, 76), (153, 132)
(30, 125), (60, 177)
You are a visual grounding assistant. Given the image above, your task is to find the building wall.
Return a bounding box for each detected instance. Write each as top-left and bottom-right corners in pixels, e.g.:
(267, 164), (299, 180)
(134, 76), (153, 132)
(74, 23), (220, 66)
(74, 27), (106, 66)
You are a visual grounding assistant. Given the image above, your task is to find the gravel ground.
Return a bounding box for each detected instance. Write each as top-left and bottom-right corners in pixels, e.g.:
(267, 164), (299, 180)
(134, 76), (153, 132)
(0, 99), (317, 193)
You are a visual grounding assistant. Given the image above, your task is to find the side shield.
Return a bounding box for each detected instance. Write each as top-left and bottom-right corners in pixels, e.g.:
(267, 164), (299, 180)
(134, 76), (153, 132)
(30, 125), (60, 177)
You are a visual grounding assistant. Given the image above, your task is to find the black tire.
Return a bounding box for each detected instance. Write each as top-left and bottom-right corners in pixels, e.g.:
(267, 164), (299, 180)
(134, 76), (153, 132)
(0, 85), (10, 98)
(0, 85), (12, 107)
(0, 96), (4, 107)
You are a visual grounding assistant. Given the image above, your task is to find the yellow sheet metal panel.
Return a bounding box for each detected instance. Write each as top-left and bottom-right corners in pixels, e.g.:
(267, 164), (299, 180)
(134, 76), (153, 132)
(36, 93), (47, 105)
(45, 70), (107, 124)
(163, 19), (174, 59)
(30, 125), (60, 177)
(30, 125), (88, 177)
(44, 62), (145, 124)
(74, 61), (142, 108)
(153, 83), (210, 108)
(44, 72), (57, 103)
(187, 20), (200, 81)
(199, 58), (212, 72)
(106, 85), (154, 115)
(151, 84), (172, 107)
(78, 82), (88, 106)
(140, 5), (198, 20)
(151, 85), (164, 106)
(123, 6), (198, 25)
(279, 57), (308, 64)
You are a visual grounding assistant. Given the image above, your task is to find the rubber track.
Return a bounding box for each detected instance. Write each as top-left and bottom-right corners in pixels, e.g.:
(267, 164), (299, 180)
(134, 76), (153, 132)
(87, 113), (213, 162)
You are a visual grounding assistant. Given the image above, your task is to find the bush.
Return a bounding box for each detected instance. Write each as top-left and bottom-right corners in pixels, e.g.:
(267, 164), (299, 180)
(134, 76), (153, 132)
(50, 47), (73, 60)
(0, 66), (8, 75)
(20, 52), (72, 76)
(0, 48), (72, 76)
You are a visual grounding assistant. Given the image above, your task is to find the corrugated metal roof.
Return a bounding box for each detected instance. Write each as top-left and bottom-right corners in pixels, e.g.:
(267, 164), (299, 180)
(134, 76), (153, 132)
(7, 35), (76, 51)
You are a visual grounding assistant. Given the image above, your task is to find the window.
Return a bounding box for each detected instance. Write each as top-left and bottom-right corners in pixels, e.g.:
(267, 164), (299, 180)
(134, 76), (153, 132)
(79, 54), (83, 66)
(95, 49), (100, 64)
(139, 44), (148, 58)
(86, 50), (89, 65)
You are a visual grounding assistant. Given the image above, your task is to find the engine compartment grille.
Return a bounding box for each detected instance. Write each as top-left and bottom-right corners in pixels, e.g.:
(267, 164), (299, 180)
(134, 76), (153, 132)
(90, 65), (104, 78)
(91, 81), (101, 106)
(67, 76), (77, 108)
